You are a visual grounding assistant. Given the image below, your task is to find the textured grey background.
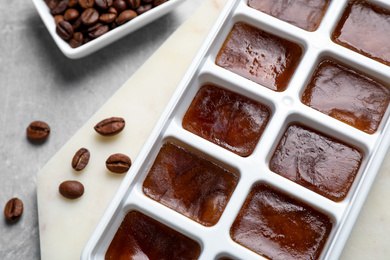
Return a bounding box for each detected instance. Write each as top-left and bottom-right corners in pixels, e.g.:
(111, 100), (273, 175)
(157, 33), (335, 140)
(0, 0), (206, 259)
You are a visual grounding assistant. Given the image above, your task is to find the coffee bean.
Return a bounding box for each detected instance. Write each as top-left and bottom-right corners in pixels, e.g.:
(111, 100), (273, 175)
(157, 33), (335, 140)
(26, 121), (50, 140)
(126, 0), (140, 9)
(95, 0), (113, 10)
(88, 22), (109, 38)
(112, 0), (127, 13)
(94, 117), (125, 136)
(116, 9), (137, 25)
(69, 32), (84, 48)
(106, 153), (132, 173)
(4, 198), (23, 221)
(56, 20), (74, 40)
(78, 0), (95, 9)
(54, 14), (65, 25)
(136, 4), (152, 14)
(81, 7), (99, 26)
(83, 35), (92, 44)
(64, 8), (79, 21)
(47, 0), (69, 15)
(72, 148), (90, 171)
(68, 0), (78, 7)
(72, 17), (82, 30)
(99, 7), (117, 23)
(48, 0), (162, 47)
(153, 0), (166, 6)
(59, 181), (84, 199)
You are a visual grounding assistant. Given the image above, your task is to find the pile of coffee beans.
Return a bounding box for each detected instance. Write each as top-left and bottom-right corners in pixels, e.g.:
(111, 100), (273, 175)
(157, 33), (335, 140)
(44, 0), (169, 48)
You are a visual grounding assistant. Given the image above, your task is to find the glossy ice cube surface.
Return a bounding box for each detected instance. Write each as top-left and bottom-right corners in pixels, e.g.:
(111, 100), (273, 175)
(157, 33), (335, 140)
(183, 84), (270, 156)
(231, 183), (332, 259)
(332, 0), (390, 66)
(105, 211), (201, 260)
(302, 59), (390, 134)
(248, 0), (331, 31)
(143, 142), (239, 226)
(216, 22), (302, 92)
(270, 124), (363, 201)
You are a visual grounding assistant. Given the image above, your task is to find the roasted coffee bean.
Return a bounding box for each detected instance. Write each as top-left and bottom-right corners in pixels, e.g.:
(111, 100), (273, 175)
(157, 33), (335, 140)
(94, 117), (125, 136)
(88, 22), (109, 38)
(126, 0), (140, 9)
(106, 153), (132, 173)
(4, 198), (23, 221)
(95, 0), (113, 10)
(54, 14), (65, 25)
(136, 4), (152, 14)
(64, 8), (79, 21)
(48, 0), (69, 15)
(72, 148), (90, 171)
(59, 181), (84, 199)
(72, 17), (82, 30)
(78, 0), (94, 9)
(153, 0), (166, 6)
(83, 35), (92, 44)
(56, 20), (74, 40)
(68, 0), (78, 7)
(26, 121), (50, 140)
(112, 0), (127, 13)
(99, 7), (117, 23)
(69, 32), (84, 48)
(47, 0), (162, 48)
(81, 7), (99, 26)
(116, 9), (137, 25)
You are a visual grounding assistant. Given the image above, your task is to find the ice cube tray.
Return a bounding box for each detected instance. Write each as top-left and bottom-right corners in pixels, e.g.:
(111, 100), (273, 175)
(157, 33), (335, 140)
(81, 0), (390, 259)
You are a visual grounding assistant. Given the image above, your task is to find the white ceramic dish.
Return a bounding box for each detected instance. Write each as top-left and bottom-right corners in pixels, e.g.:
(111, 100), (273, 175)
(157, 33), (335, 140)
(82, 0), (390, 259)
(31, 0), (185, 59)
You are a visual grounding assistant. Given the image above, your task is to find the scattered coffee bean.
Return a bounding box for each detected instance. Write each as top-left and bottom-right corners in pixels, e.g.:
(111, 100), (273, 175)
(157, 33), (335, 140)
(56, 20), (74, 41)
(59, 180), (84, 199)
(94, 117), (125, 136)
(116, 9), (137, 25)
(106, 153), (132, 173)
(72, 148), (90, 171)
(4, 198), (23, 221)
(88, 22), (110, 38)
(45, 0), (170, 48)
(26, 121), (50, 140)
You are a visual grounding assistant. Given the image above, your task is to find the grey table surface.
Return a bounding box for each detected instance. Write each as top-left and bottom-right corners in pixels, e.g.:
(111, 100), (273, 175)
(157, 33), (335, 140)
(0, 1), (207, 259)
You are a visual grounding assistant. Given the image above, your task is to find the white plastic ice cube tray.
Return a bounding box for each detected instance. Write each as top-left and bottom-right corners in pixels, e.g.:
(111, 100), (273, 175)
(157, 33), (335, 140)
(82, 0), (390, 259)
